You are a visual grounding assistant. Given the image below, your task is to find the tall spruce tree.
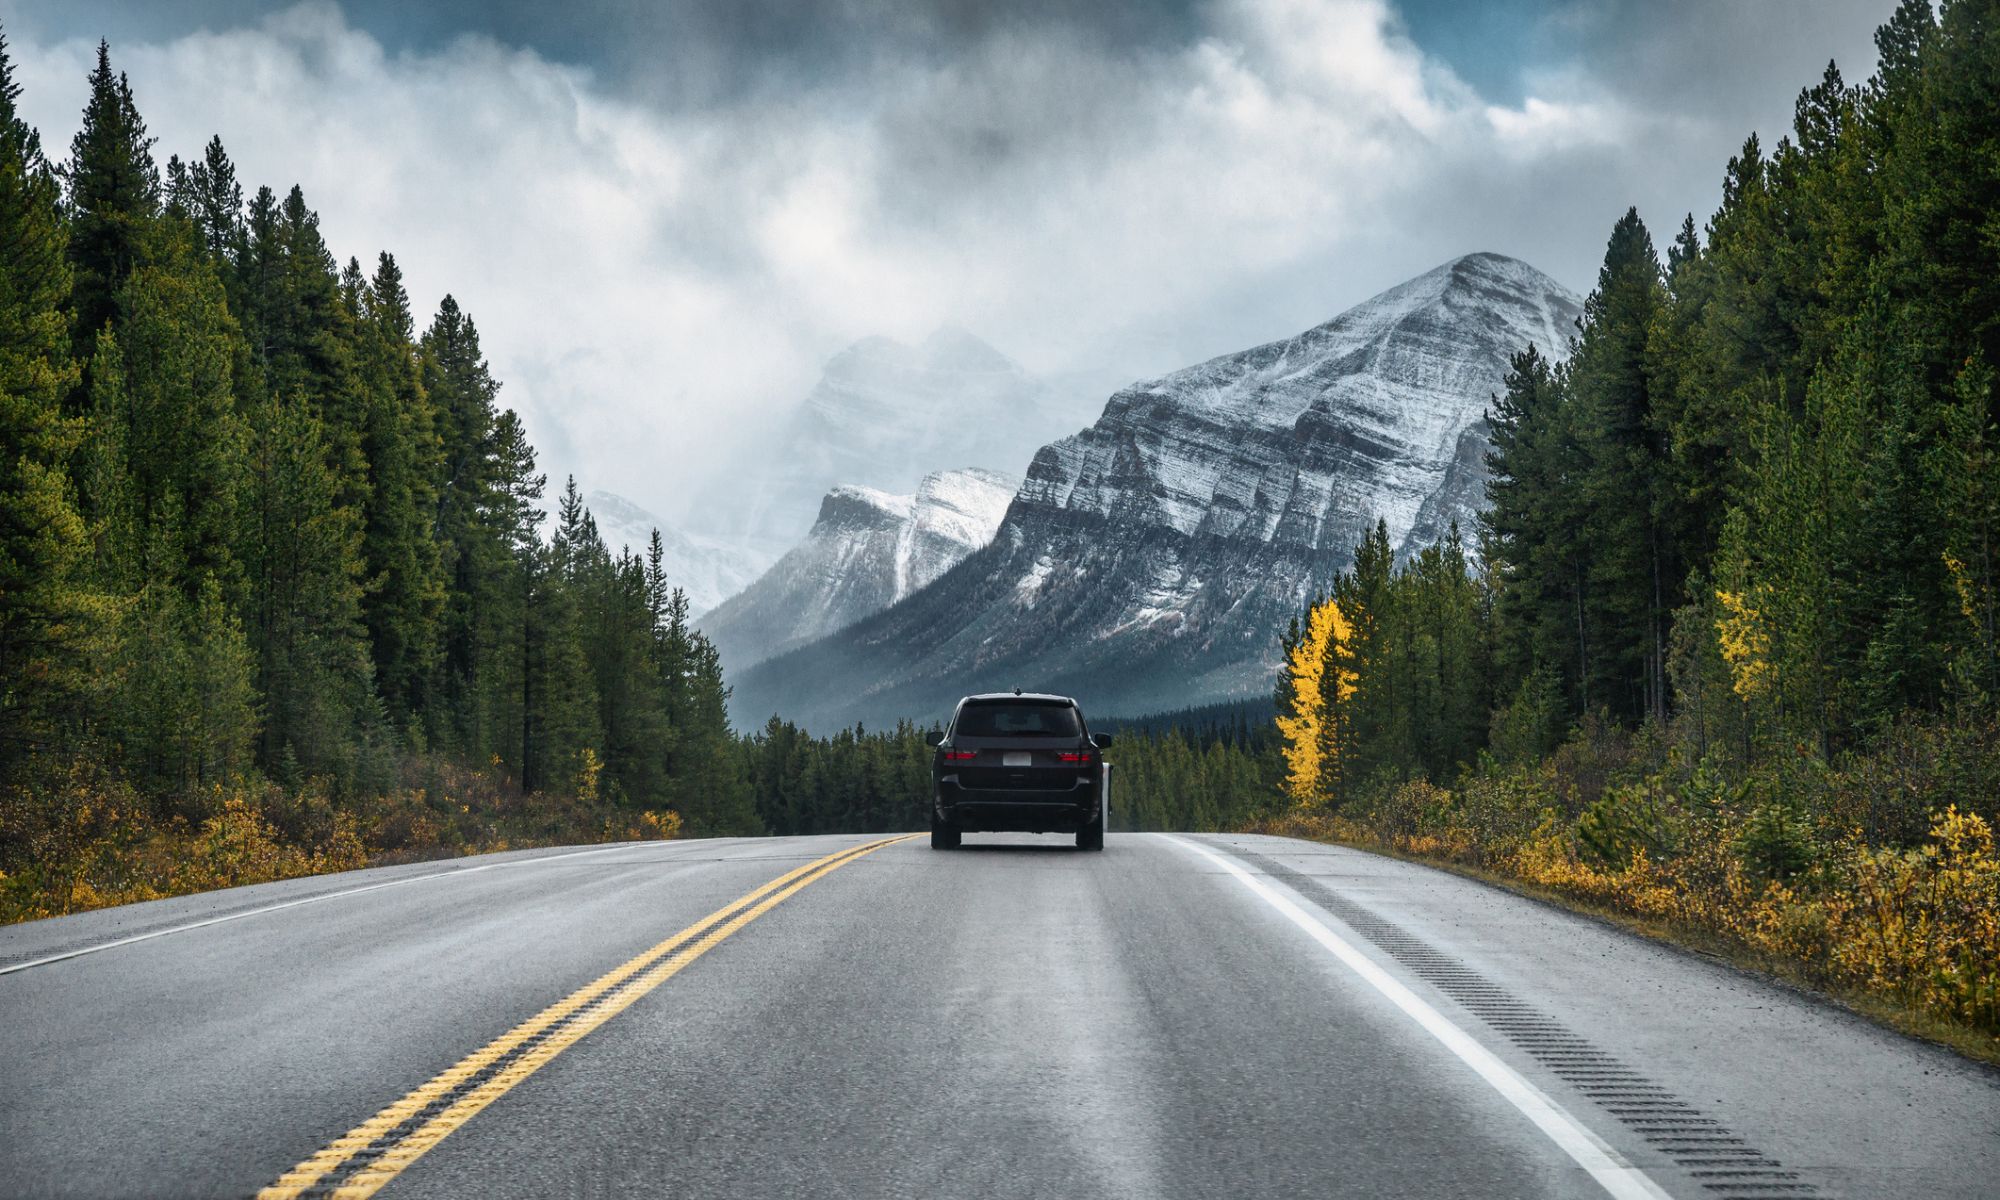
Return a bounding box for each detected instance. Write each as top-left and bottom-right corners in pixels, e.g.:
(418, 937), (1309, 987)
(423, 296), (540, 764)
(185, 137), (243, 266)
(355, 253), (443, 727)
(1569, 208), (1669, 724)
(1483, 342), (1591, 718)
(63, 41), (157, 368)
(520, 478), (600, 794)
(239, 392), (375, 786)
(105, 225), (245, 594)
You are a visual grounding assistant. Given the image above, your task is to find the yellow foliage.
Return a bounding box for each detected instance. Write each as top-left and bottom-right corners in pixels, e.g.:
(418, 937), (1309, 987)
(574, 747), (604, 806)
(639, 810), (684, 840)
(1296, 774), (2000, 1042)
(1943, 551), (1979, 625)
(1715, 587), (1775, 700)
(1276, 597), (1356, 808)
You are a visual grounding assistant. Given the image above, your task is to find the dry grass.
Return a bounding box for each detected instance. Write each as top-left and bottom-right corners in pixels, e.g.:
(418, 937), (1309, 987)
(0, 755), (682, 924)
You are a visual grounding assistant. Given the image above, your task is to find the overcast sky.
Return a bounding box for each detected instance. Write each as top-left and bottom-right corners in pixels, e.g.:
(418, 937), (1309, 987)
(0, 0), (1889, 527)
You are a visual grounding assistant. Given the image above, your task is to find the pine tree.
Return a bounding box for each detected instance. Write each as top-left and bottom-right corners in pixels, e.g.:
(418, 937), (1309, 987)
(482, 408), (542, 768)
(1569, 208), (1669, 724)
(110, 566), (256, 812)
(422, 296), (537, 762)
(1337, 519), (1403, 784)
(63, 41), (158, 365)
(1482, 343), (1590, 713)
(355, 252), (444, 727)
(185, 136), (243, 265)
(236, 185), (284, 369)
(272, 186), (365, 495)
(521, 478), (601, 794)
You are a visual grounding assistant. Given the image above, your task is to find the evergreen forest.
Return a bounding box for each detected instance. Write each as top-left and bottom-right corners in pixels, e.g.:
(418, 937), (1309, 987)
(0, 36), (773, 917)
(1273, 0), (2000, 1046)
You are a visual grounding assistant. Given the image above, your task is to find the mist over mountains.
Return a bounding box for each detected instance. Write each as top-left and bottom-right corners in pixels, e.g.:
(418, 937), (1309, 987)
(585, 491), (772, 618)
(724, 328), (1101, 546)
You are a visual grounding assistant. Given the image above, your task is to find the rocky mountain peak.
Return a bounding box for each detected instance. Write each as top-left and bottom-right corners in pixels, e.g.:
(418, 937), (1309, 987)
(816, 484), (916, 532)
(700, 467), (1019, 673)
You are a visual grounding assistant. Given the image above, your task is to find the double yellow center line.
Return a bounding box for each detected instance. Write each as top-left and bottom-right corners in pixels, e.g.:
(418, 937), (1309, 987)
(259, 834), (915, 1200)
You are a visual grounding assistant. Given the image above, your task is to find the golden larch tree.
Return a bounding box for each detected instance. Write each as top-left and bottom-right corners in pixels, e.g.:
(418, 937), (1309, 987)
(1277, 596), (1356, 808)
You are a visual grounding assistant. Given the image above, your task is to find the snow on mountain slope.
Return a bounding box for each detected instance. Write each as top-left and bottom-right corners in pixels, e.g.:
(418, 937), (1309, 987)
(1019, 252), (1575, 551)
(699, 469), (1018, 672)
(727, 253), (1582, 731)
(729, 328), (1093, 543)
(586, 491), (777, 618)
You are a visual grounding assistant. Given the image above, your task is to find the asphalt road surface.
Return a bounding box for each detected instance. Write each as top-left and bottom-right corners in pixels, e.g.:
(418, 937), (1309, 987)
(3, 831), (1996, 1199)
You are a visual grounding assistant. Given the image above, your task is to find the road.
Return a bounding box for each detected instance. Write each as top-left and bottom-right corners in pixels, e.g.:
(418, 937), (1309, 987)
(2, 831), (1995, 1199)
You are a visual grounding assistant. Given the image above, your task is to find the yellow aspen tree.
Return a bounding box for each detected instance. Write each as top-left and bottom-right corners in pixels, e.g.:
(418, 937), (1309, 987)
(1277, 597), (1356, 807)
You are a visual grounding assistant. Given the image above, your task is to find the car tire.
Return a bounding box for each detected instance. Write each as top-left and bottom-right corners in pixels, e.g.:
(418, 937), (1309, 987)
(931, 816), (961, 850)
(1076, 821), (1104, 852)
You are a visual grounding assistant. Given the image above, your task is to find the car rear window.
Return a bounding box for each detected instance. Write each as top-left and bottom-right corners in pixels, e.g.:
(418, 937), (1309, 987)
(953, 701), (1082, 738)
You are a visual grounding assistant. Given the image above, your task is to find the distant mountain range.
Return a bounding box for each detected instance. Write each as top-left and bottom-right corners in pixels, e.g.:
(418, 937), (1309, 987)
(726, 253), (1582, 731)
(699, 468), (1017, 672)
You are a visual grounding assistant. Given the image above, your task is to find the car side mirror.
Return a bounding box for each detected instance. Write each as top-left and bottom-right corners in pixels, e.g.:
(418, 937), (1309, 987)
(1091, 733), (1113, 749)
(925, 730), (946, 747)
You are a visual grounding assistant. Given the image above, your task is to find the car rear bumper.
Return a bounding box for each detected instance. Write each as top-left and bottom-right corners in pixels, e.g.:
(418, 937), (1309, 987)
(934, 777), (1100, 833)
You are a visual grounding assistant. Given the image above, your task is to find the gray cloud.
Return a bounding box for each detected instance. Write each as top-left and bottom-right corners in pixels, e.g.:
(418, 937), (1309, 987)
(13, 0), (1208, 102)
(0, 0), (1899, 531)
(1542, 0), (1885, 114)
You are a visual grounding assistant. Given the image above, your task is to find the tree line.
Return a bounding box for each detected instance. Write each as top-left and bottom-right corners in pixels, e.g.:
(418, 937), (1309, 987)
(740, 716), (1278, 837)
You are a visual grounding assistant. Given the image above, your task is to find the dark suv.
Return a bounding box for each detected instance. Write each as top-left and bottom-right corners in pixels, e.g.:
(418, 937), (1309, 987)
(926, 692), (1112, 851)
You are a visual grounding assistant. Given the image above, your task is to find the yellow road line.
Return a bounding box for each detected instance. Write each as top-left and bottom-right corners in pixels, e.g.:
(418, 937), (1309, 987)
(259, 835), (914, 1200)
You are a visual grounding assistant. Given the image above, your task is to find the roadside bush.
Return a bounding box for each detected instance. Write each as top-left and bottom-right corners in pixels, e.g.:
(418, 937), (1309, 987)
(1733, 785), (1820, 882)
(1575, 778), (1684, 869)
(1275, 718), (2000, 1047)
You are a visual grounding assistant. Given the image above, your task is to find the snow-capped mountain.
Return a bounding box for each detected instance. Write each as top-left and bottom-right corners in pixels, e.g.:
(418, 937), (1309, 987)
(729, 328), (1093, 543)
(700, 469), (1018, 672)
(586, 491), (777, 618)
(727, 253), (1582, 730)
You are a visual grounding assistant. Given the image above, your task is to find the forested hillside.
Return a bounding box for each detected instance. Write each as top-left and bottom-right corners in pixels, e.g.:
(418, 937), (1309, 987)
(0, 37), (759, 919)
(1274, 0), (2000, 1047)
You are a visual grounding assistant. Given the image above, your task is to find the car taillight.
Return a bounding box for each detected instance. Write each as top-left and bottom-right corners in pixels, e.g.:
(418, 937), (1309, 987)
(1056, 751), (1093, 764)
(943, 750), (977, 761)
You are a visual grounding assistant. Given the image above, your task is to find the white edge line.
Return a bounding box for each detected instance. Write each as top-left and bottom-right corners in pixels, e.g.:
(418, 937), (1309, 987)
(1161, 834), (1675, 1200)
(0, 841), (662, 977)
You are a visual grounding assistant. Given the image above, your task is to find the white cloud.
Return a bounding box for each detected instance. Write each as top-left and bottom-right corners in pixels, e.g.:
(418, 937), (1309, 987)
(4, 0), (1879, 530)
